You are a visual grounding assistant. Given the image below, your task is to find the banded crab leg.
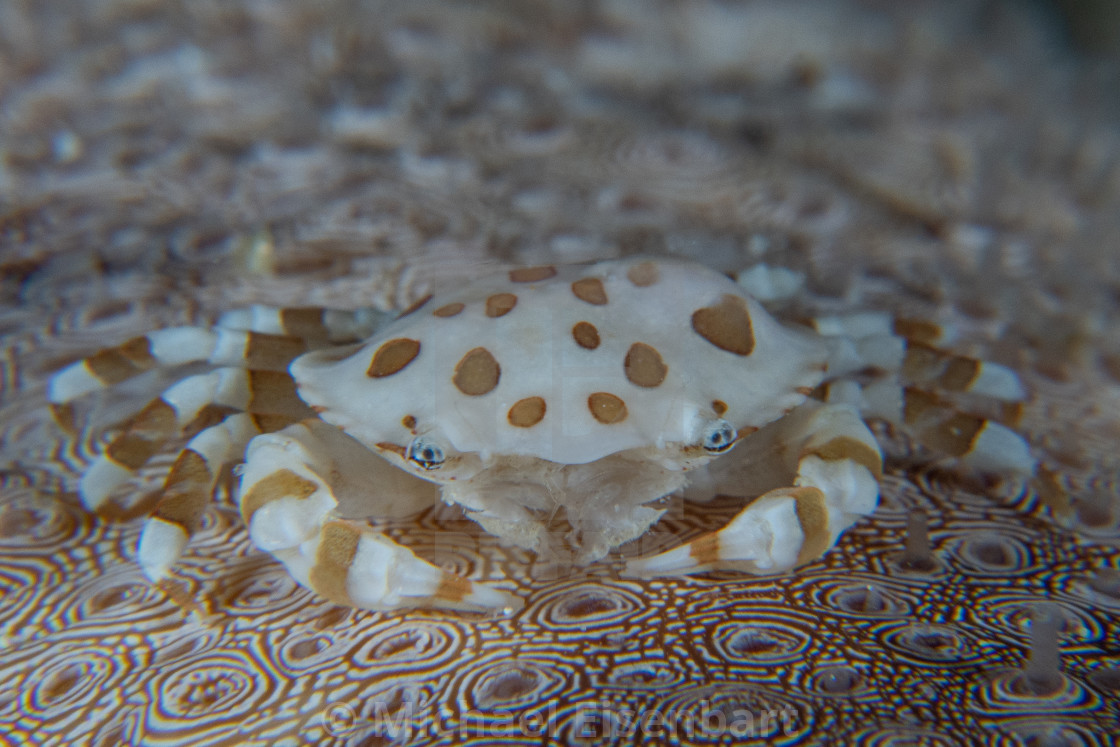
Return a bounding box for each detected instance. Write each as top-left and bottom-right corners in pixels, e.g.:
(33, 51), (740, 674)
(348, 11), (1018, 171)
(77, 368), (313, 511)
(625, 401), (881, 576)
(47, 306), (382, 430)
(47, 328), (306, 431)
(216, 305), (385, 345)
(811, 312), (1035, 476)
(901, 387), (1034, 475)
(239, 419), (522, 613)
(138, 411), (300, 582)
(811, 312), (1025, 400)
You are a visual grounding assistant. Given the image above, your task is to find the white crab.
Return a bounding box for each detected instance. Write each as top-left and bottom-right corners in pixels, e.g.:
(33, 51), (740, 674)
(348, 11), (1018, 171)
(49, 257), (1035, 612)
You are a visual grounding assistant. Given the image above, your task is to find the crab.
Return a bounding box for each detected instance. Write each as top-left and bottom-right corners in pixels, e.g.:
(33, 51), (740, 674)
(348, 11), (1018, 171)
(48, 257), (1036, 613)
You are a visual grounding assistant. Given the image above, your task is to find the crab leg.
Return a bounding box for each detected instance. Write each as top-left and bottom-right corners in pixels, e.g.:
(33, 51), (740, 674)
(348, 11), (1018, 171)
(625, 402), (882, 576)
(217, 305), (386, 344)
(239, 419), (522, 613)
(902, 387), (1034, 475)
(137, 412), (299, 581)
(79, 368), (312, 510)
(901, 342), (1025, 401)
(48, 328), (306, 429)
(812, 311), (1023, 399)
(812, 312), (1033, 473)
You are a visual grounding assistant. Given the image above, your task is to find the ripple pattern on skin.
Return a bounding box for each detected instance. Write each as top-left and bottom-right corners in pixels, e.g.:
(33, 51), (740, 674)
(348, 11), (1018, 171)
(58, 565), (178, 638)
(8, 434), (1118, 743)
(346, 619), (471, 680)
(996, 718), (1115, 747)
(207, 556), (316, 624)
(139, 643), (279, 746)
(708, 617), (814, 666)
(4, 325), (1120, 745)
(848, 725), (968, 747)
(4, 1), (1120, 744)
(521, 581), (646, 631)
(650, 683), (814, 745)
(0, 639), (148, 745)
(0, 486), (87, 553)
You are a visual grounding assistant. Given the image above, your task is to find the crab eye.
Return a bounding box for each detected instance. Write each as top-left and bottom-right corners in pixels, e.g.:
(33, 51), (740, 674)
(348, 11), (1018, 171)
(407, 437), (445, 470)
(701, 419), (737, 454)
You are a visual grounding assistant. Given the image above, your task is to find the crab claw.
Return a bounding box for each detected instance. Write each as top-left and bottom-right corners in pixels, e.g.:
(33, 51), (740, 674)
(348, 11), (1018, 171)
(625, 403), (881, 578)
(240, 420), (523, 613)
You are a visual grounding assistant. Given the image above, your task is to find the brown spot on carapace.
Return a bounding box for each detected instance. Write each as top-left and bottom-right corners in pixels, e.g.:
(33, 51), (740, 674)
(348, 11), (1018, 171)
(572, 321), (600, 350)
(712, 400), (728, 416)
(376, 442), (407, 458)
(367, 338), (421, 378)
(571, 277), (608, 305)
(453, 347), (501, 396)
(401, 415), (417, 430)
(588, 392), (627, 424)
(508, 397), (546, 427)
(691, 294), (755, 356)
(400, 294), (433, 317)
(795, 386), (813, 395)
(485, 293), (518, 318)
(509, 266), (557, 283)
(433, 302), (464, 318)
(624, 342), (668, 388)
(626, 261), (659, 287)
(240, 469), (318, 523)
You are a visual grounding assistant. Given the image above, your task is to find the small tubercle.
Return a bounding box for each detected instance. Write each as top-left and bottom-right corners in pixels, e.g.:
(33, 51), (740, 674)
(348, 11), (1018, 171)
(1015, 602), (1064, 697)
(896, 508), (937, 572)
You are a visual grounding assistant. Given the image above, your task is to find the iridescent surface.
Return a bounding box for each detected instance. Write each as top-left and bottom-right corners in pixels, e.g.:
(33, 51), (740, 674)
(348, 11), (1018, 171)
(2, 1), (1119, 744)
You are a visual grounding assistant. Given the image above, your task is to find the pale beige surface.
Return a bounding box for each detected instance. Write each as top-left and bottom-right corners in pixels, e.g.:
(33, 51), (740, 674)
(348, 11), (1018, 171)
(2, 1), (1119, 745)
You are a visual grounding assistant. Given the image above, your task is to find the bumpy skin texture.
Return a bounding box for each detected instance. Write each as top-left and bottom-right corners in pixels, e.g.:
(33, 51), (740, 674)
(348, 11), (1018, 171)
(51, 257), (1034, 612)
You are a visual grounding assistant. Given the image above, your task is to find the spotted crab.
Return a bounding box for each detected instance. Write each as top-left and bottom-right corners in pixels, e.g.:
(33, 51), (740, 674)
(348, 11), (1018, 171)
(49, 257), (1035, 612)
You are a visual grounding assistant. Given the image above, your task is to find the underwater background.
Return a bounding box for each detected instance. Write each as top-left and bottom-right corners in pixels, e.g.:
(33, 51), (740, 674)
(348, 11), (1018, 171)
(1, 1), (1119, 744)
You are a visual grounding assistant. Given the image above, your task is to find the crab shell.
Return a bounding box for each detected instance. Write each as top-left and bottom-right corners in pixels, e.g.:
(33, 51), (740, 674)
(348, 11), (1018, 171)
(292, 258), (828, 479)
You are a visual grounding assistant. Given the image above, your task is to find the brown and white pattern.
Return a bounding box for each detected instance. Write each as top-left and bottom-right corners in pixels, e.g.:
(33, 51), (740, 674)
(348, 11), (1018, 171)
(3, 0), (1120, 744)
